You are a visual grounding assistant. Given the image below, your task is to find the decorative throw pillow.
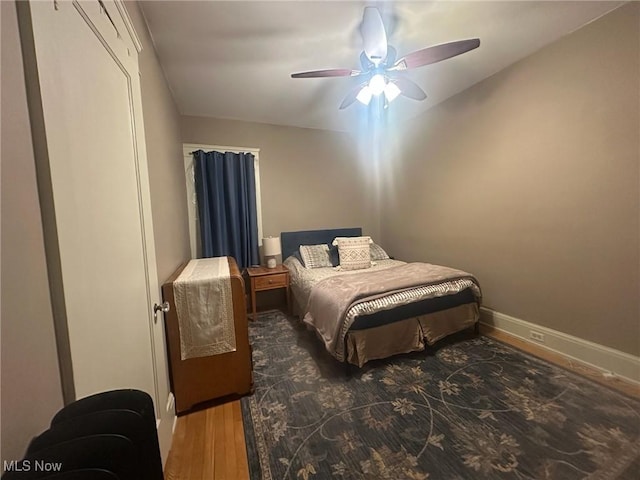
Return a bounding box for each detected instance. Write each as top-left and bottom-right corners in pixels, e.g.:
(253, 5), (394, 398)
(299, 244), (333, 268)
(370, 243), (390, 261)
(332, 236), (372, 271)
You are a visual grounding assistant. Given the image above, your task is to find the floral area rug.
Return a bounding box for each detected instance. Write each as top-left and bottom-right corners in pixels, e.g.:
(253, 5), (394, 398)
(240, 311), (640, 480)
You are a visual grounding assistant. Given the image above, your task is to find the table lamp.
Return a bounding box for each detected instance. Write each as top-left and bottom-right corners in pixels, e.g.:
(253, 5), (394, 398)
(263, 236), (281, 268)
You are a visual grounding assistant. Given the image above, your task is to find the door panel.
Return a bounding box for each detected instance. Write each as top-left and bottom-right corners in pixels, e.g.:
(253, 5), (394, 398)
(25, 0), (167, 424)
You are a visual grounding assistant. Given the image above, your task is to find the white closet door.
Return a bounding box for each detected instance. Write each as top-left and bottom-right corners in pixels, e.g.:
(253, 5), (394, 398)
(25, 0), (168, 430)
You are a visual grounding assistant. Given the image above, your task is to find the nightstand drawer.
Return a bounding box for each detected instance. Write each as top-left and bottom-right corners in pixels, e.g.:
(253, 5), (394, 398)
(254, 273), (288, 290)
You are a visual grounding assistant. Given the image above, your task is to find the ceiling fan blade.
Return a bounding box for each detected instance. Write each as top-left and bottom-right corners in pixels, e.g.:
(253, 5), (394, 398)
(393, 77), (427, 101)
(384, 45), (397, 67)
(392, 38), (480, 71)
(339, 82), (367, 110)
(359, 51), (374, 72)
(291, 69), (359, 78)
(360, 7), (387, 65)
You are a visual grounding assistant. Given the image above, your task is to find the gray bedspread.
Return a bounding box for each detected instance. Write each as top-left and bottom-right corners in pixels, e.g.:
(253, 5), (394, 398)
(284, 257), (405, 312)
(302, 262), (481, 361)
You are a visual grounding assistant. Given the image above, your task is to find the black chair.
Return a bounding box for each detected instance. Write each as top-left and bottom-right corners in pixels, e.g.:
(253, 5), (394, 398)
(2, 390), (163, 480)
(51, 390), (155, 427)
(49, 390), (163, 480)
(3, 435), (134, 480)
(27, 410), (154, 479)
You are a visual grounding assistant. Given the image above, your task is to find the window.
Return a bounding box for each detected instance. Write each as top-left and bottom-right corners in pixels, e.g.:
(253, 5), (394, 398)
(182, 143), (262, 259)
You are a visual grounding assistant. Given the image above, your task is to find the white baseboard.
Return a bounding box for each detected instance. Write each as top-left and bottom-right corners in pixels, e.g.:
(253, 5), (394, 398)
(480, 307), (640, 385)
(166, 392), (175, 414)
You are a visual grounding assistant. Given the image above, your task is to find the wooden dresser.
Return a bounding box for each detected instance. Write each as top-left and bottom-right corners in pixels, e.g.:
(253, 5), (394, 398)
(162, 257), (252, 414)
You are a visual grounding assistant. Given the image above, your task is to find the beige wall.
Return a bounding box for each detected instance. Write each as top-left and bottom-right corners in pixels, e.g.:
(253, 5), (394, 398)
(0, 0), (64, 462)
(181, 117), (381, 246)
(381, 3), (639, 356)
(126, 2), (191, 284)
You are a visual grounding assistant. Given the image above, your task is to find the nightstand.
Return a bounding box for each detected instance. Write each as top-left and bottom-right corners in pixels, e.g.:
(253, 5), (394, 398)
(246, 265), (290, 320)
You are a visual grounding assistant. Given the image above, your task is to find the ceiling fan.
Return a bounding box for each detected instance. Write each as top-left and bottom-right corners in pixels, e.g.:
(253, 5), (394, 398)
(291, 7), (480, 109)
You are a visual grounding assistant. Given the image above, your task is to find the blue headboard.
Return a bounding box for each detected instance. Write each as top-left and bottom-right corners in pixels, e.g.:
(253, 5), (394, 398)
(280, 227), (362, 261)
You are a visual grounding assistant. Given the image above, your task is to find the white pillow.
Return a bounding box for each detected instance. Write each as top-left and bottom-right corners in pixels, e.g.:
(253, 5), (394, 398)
(332, 236), (372, 271)
(370, 243), (390, 261)
(299, 244), (332, 268)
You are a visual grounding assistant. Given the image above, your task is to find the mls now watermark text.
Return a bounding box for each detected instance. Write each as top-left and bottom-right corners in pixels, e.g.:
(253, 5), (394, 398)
(3, 460), (63, 473)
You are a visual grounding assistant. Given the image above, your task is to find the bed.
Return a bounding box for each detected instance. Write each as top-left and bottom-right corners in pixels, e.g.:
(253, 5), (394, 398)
(281, 228), (482, 367)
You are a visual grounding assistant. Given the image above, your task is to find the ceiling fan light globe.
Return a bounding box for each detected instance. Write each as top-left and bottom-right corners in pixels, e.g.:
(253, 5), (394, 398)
(356, 86), (373, 105)
(369, 74), (386, 96)
(384, 82), (401, 102)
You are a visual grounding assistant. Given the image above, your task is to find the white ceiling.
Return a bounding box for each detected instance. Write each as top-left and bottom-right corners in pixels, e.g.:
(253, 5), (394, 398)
(140, 1), (625, 132)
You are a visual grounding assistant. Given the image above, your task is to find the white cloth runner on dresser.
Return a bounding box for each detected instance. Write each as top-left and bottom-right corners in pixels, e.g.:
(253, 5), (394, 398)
(174, 257), (236, 360)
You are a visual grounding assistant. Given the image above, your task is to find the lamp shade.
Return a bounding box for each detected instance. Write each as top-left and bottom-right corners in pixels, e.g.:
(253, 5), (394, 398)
(263, 237), (281, 256)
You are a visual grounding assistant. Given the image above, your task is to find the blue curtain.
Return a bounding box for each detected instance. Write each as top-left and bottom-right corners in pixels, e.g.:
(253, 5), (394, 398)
(193, 150), (259, 269)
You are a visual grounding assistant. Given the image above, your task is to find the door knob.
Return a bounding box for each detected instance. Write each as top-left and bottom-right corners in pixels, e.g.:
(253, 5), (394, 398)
(153, 301), (170, 320)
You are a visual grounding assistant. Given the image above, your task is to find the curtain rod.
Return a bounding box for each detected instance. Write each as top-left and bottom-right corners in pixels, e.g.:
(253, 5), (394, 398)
(185, 143), (260, 155)
(189, 150), (254, 155)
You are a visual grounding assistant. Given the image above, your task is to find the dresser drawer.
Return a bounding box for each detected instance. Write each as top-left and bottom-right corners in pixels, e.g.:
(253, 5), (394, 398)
(254, 273), (288, 290)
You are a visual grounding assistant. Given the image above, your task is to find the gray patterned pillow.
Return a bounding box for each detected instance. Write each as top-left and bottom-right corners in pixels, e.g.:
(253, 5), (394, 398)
(370, 243), (390, 261)
(332, 236), (372, 271)
(299, 244), (333, 268)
